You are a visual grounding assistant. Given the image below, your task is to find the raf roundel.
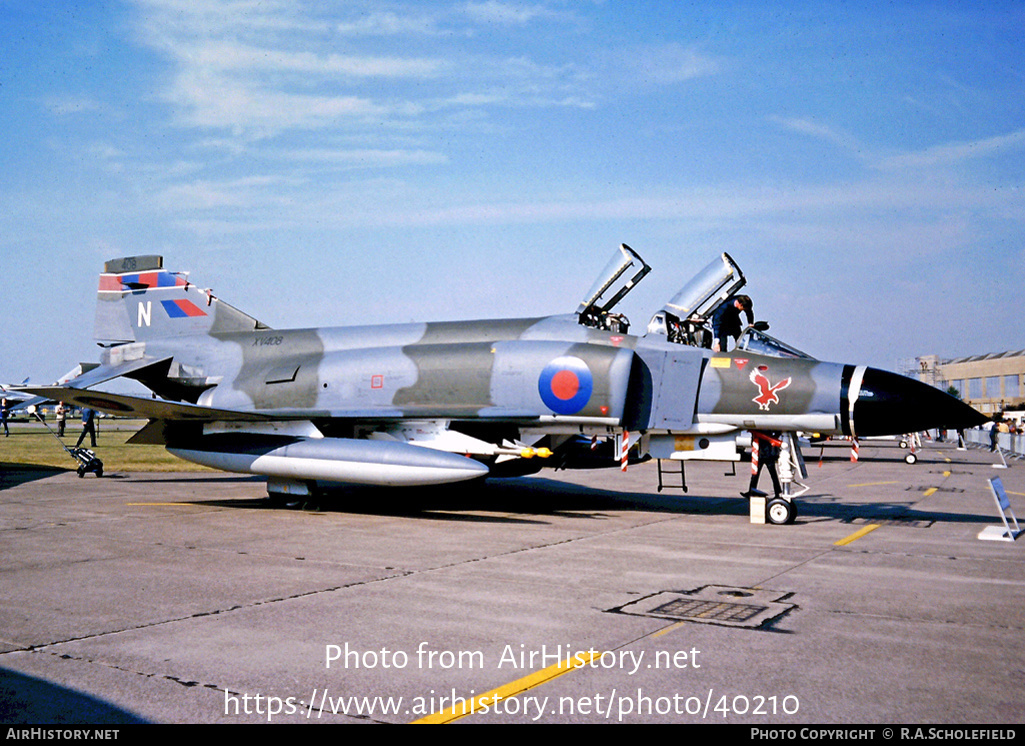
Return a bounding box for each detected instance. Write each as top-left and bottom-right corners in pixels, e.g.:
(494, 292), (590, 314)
(538, 356), (593, 415)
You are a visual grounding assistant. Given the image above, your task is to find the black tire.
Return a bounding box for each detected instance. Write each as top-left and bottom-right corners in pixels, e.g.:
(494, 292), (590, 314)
(766, 497), (794, 525)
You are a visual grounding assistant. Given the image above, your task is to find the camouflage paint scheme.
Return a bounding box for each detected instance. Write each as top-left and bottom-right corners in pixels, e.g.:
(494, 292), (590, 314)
(22, 253), (985, 496)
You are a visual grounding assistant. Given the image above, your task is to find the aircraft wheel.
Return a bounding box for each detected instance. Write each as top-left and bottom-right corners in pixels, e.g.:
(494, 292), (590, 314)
(900, 440), (909, 449)
(766, 497), (795, 525)
(904, 452), (918, 465)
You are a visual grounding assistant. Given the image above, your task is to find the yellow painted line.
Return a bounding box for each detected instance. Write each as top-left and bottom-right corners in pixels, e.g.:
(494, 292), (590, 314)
(652, 622), (686, 638)
(942, 471), (951, 477)
(922, 488), (938, 497)
(411, 651), (601, 724)
(834, 524), (880, 546)
(848, 481), (898, 488)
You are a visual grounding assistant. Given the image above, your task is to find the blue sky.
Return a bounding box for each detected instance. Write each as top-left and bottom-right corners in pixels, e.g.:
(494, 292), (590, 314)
(2, 0), (1024, 384)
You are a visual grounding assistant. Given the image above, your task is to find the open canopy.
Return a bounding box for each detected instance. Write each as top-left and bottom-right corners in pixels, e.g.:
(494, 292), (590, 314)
(662, 252), (745, 323)
(576, 244), (651, 332)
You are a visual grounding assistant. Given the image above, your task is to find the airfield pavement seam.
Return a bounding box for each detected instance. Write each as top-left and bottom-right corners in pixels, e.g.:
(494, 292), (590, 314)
(6, 508), (702, 657)
(751, 545), (835, 589)
(818, 607), (1025, 632)
(13, 576), (410, 654)
(0, 496), (743, 725)
(3, 647), (222, 696)
(2, 647), (363, 725)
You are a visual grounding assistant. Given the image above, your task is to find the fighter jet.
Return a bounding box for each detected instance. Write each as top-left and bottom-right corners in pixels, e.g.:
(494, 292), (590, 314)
(1, 365), (98, 416)
(1, 379), (33, 408)
(20, 248), (985, 523)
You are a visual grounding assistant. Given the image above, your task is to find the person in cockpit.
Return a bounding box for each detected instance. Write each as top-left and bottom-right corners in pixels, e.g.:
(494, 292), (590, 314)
(711, 294), (753, 352)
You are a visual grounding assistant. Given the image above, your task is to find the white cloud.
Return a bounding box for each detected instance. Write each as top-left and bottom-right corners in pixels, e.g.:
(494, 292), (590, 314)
(340, 176), (1023, 236)
(335, 11), (447, 36)
(166, 68), (391, 133)
(133, 0), (325, 39)
(155, 175), (296, 212)
(590, 43), (721, 97)
(463, 1), (559, 25)
(286, 148), (449, 168)
(187, 41), (447, 79)
(770, 116), (863, 153)
(130, 0), (594, 138)
(631, 43), (722, 85)
(873, 129), (1025, 170)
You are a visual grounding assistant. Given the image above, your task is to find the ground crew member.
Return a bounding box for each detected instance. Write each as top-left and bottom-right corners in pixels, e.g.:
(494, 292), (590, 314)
(76, 408), (97, 448)
(56, 402), (67, 437)
(743, 430), (782, 498)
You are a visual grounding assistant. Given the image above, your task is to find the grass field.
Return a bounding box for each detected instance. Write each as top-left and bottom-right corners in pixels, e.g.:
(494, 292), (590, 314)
(0, 419), (213, 472)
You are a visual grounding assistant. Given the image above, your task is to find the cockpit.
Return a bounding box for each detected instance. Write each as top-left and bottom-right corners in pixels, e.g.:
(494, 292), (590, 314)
(575, 244), (650, 334)
(576, 245), (815, 360)
(577, 246), (744, 346)
(735, 326), (812, 360)
(654, 252), (745, 347)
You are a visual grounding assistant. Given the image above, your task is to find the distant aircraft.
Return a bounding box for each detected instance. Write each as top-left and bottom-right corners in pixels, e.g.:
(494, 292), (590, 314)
(2, 366), (97, 415)
(19, 248), (985, 523)
(1, 378), (33, 408)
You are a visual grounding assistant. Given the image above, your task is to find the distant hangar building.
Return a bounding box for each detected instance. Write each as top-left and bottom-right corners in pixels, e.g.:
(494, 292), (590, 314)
(909, 351), (1025, 416)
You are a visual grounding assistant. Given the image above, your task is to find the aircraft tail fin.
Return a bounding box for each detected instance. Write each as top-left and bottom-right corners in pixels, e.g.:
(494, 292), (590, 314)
(95, 256), (269, 342)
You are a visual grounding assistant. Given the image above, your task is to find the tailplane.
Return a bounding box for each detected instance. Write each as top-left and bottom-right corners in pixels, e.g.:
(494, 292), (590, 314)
(95, 256), (268, 342)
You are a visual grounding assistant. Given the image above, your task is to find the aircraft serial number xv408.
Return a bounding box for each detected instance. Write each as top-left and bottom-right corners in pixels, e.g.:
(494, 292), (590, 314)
(23, 246), (984, 524)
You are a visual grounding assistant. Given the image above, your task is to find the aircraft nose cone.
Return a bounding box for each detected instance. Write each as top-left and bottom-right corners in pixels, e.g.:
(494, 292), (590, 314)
(852, 367), (988, 437)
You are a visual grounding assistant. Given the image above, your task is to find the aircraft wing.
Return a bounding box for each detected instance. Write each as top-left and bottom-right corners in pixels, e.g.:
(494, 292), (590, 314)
(17, 385), (546, 424)
(2, 364), (112, 413)
(1, 377), (53, 413)
(55, 356), (174, 390)
(16, 386), (268, 422)
(0, 390), (45, 413)
(8, 357), (180, 415)
(1, 387), (33, 404)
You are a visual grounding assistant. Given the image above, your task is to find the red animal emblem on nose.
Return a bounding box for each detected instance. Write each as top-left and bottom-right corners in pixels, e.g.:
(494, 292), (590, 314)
(750, 367), (792, 411)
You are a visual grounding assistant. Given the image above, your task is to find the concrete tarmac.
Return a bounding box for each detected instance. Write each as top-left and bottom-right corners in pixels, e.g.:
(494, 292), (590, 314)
(1, 439), (1023, 724)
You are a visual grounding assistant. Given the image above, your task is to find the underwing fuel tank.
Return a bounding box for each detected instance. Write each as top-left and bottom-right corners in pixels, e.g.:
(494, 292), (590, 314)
(168, 436), (489, 487)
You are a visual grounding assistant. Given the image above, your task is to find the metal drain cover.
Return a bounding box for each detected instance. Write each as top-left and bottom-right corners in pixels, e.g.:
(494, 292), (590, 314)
(618, 586), (795, 628)
(847, 516), (934, 528)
